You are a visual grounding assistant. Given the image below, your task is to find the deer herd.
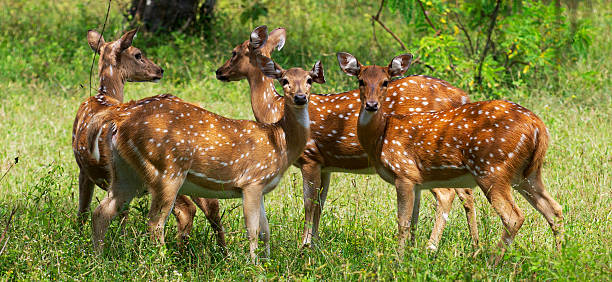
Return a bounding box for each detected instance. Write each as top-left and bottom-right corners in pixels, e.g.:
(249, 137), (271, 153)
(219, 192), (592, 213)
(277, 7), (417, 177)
(72, 25), (564, 264)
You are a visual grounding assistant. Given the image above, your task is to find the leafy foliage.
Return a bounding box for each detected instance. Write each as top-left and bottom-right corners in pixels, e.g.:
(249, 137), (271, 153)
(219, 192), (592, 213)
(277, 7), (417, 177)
(386, 0), (594, 97)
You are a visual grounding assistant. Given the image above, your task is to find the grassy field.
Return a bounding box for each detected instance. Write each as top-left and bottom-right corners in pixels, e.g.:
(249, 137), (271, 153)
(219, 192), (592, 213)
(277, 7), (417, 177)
(0, 0), (610, 280)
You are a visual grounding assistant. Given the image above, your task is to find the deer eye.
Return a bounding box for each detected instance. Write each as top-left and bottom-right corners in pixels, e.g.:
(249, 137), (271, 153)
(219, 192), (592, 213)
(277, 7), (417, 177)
(358, 80), (365, 87)
(307, 78), (313, 85)
(232, 51), (237, 57)
(382, 80), (389, 87)
(135, 53), (142, 60)
(280, 79), (289, 86)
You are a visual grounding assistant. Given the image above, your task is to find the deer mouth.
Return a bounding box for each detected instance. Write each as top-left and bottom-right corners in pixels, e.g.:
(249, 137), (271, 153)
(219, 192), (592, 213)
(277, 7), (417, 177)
(294, 94), (308, 106)
(365, 101), (379, 112)
(216, 74), (230, 82)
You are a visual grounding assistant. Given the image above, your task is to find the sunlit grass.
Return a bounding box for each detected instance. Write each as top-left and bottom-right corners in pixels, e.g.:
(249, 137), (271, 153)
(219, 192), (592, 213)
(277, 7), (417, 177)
(0, 0), (610, 280)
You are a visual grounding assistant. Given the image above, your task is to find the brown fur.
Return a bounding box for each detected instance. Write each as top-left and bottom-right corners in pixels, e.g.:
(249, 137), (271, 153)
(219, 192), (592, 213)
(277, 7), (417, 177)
(215, 26), (478, 249)
(342, 53), (564, 263)
(73, 30), (225, 248)
(90, 55), (324, 263)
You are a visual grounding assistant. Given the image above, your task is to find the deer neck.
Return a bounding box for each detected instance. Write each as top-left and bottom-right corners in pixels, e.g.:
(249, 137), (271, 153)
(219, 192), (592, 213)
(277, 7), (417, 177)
(246, 69), (283, 123)
(357, 107), (388, 161)
(275, 99), (310, 165)
(97, 64), (125, 101)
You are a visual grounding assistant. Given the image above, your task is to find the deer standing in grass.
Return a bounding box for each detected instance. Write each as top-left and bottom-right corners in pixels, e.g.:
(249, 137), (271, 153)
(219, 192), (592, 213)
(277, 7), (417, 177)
(88, 52), (325, 262)
(72, 29), (225, 247)
(216, 26), (478, 250)
(338, 52), (564, 263)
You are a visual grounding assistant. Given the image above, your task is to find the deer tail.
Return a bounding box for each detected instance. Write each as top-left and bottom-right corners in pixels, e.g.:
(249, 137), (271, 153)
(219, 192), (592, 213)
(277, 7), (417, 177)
(86, 110), (120, 159)
(524, 118), (549, 178)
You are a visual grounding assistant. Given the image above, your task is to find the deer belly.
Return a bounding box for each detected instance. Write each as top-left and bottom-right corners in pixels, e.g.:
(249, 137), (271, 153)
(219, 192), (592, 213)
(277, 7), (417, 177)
(322, 166), (376, 174)
(417, 173), (477, 190)
(179, 179), (242, 199)
(321, 152), (373, 174)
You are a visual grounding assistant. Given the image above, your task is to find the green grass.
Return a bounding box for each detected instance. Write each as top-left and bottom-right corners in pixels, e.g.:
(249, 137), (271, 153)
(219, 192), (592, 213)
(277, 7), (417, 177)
(0, 0), (610, 280)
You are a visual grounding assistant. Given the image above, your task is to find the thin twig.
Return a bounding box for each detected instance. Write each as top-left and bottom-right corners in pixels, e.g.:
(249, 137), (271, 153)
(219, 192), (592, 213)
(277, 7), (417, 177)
(0, 208), (17, 256)
(412, 57), (435, 72)
(0, 157), (18, 184)
(89, 0), (112, 97)
(371, 0), (385, 50)
(371, 15), (407, 50)
(453, 12), (474, 55)
(417, 0), (440, 36)
(371, 0), (407, 51)
(476, 0), (502, 86)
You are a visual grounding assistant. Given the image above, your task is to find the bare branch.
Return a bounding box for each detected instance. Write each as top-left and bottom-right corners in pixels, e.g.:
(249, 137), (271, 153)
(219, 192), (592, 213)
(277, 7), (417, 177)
(417, 0), (440, 36)
(371, 15), (408, 50)
(371, 0), (407, 50)
(412, 57), (435, 72)
(453, 12), (474, 55)
(0, 208), (17, 256)
(476, 0), (502, 86)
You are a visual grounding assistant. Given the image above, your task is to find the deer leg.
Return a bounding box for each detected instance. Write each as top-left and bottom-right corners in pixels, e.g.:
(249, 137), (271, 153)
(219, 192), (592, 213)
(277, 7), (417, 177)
(92, 183), (136, 253)
(479, 179), (524, 265)
(118, 208), (130, 236)
(455, 188), (480, 249)
(259, 197), (270, 258)
(410, 187), (422, 246)
(147, 179), (182, 245)
(395, 177), (416, 259)
(172, 195), (197, 241)
(426, 188), (456, 251)
(77, 171), (95, 226)
(301, 163), (322, 248)
(191, 196), (226, 250)
(517, 173), (564, 251)
(311, 171), (331, 243)
(242, 186), (263, 264)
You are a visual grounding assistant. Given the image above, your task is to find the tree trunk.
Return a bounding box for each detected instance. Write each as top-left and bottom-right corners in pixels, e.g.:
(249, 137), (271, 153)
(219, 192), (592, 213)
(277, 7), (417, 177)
(128, 0), (216, 33)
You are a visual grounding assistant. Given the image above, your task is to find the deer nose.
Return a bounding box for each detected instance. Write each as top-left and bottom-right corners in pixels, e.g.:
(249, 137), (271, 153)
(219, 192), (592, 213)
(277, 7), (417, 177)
(215, 68), (222, 76)
(294, 94), (307, 105)
(365, 101), (379, 112)
(158, 68), (164, 76)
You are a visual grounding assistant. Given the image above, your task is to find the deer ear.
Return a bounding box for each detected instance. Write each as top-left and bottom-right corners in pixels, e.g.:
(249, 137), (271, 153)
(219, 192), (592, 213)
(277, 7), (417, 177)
(310, 61), (326, 84)
(256, 54), (283, 79)
(337, 52), (361, 76)
(250, 25), (268, 50)
(118, 29), (137, 53)
(87, 30), (105, 54)
(266, 28), (286, 51)
(388, 53), (413, 77)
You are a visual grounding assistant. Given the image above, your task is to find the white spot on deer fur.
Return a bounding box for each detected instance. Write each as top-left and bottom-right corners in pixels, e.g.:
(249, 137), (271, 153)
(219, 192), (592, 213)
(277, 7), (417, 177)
(442, 213), (449, 221)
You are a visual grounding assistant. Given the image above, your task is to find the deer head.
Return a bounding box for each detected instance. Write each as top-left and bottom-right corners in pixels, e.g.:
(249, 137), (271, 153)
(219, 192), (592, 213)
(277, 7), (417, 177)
(337, 52), (412, 112)
(215, 25), (286, 82)
(256, 54), (324, 109)
(87, 29), (163, 84)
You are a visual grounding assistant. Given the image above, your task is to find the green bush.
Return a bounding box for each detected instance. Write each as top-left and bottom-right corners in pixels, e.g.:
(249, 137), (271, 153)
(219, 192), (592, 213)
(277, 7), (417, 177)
(387, 0), (594, 97)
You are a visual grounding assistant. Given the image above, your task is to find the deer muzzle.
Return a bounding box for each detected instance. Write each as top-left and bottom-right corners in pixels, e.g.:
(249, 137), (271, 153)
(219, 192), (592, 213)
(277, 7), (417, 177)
(294, 94), (308, 106)
(365, 101), (379, 112)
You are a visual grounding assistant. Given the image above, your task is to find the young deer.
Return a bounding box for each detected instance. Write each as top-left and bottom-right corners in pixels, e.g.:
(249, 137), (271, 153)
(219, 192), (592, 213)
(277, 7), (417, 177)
(88, 54), (325, 262)
(216, 26), (478, 250)
(339, 52), (564, 263)
(72, 30), (225, 247)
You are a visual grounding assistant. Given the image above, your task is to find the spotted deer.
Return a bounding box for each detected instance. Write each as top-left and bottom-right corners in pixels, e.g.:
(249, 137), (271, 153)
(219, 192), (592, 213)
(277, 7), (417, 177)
(72, 29), (225, 248)
(216, 26), (478, 250)
(339, 52), (564, 263)
(88, 54), (324, 262)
